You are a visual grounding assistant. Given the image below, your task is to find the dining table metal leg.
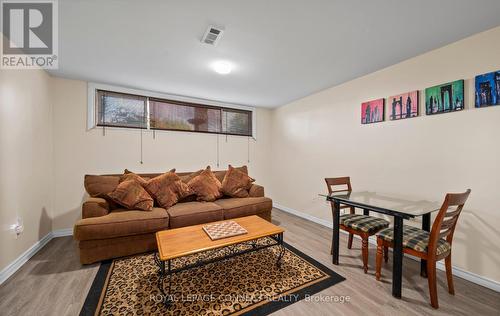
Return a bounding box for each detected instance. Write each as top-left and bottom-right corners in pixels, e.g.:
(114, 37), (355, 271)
(392, 216), (404, 298)
(421, 213), (431, 277)
(332, 200), (340, 264)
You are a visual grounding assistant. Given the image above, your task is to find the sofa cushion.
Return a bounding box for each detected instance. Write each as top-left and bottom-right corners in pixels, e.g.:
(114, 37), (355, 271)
(145, 170), (192, 209)
(78, 233), (157, 264)
(74, 207), (169, 241)
(221, 165), (255, 198)
(82, 197), (110, 219)
(84, 175), (119, 197)
(248, 184), (264, 197)
(167, 201), (223, 228)
(215, 197), (272, 219)
(187, 166), (223, 202)
(108, 180), (154, 211)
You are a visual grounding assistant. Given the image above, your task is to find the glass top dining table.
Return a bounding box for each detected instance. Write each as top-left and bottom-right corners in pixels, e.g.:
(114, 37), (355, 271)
(319, 191), (441, 218)
(321, 190), (442, 299)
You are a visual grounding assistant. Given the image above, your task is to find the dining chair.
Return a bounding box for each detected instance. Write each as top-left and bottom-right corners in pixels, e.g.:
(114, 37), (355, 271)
(375, 189), (471, 308)
(325, 177), (390, 273)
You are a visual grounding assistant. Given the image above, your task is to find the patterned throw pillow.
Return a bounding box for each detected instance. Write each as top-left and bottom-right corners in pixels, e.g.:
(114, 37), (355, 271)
(180, 169), (203, 183)
(213, 165), (248, 183)
(221, 165), (255, 198)
(108, 180), (154, 211)
(119, 169), (149, 186)
(145, 170), (192, 209)
(187, 166), (223, 202)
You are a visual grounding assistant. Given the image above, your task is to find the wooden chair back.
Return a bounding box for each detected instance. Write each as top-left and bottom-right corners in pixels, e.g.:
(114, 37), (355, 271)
(428, 189), (471, 256)
(325, 177), (352, 194)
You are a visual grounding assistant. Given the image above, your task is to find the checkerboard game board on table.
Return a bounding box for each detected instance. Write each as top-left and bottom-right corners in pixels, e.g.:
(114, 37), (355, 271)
(203, 221), (248, 240)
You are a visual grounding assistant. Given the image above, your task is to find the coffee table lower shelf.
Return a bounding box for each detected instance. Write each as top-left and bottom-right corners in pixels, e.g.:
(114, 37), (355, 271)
(154, 232), (285, 306)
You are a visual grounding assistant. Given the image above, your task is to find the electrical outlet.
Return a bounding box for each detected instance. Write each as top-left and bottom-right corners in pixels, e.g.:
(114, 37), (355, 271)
(15, 223), (24, 235)
(10, 217), (24, 238)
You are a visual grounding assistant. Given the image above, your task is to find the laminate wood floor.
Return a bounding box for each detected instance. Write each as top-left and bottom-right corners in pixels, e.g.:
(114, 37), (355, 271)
(1, 208), (498, 315)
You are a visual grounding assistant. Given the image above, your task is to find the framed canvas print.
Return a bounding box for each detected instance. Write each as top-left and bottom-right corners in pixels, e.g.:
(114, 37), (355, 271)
(425, 79), (464, 115)
(388, 90), (419, 120)
(361, 98), (385, 124)
(475, 70), (500, 107)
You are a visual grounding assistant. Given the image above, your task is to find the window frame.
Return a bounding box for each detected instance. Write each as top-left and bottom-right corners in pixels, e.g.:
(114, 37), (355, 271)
(220, 107), (253, 137)
(87, 82), (256, 138)
(95, 90), (149, 130)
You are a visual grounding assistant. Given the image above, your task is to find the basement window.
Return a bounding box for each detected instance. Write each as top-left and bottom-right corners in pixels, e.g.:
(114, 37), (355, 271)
(221, 108), (252, 136)
(93, 88), (253, 137)
(149, 98), (222, 134)
(96, 90), (148, 129)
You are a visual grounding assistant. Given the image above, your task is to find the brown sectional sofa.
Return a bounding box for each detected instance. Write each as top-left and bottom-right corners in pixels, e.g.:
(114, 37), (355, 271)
(73, 170), (272, 264)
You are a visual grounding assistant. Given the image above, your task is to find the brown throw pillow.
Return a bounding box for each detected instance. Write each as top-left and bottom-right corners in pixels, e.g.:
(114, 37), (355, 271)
(187, 166), (223, 202)
(119, 169), (149, 186)
(180, 169), (203, 183)
(221, 165), (255, 198)
(108, 180), (154, 211)
(145, 170), (192, 209)
(213, 165), (248, 183)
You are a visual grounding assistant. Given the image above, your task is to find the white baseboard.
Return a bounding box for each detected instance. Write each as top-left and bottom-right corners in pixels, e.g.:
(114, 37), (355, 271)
(0, 228), (73, 285)
(274, 203), (332, 228)
(52, 228), (73, 237)
(273, 203), (500, 293)
(0, 232), (53, 285)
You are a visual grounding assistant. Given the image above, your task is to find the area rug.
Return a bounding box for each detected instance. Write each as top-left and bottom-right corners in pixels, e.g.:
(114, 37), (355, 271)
(80, 238), (344, 315)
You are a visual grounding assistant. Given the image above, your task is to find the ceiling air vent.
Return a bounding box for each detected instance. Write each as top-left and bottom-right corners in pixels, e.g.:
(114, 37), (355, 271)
(202, 26), (224, 46)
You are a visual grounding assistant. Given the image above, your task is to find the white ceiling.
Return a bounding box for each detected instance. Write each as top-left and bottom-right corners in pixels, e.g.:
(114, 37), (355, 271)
(49, 0), (500, 107)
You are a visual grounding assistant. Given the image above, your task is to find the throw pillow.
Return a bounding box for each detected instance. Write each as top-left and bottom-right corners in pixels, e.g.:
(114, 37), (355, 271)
(108, 180), (154, 211)
(214, 165), (248, 183)
(221, 165), (255, 198)
(187, 166), (223, 202)
(145, 170), (192, 209)
(119, 169), (149, 186)
(180, 169), (203, 183)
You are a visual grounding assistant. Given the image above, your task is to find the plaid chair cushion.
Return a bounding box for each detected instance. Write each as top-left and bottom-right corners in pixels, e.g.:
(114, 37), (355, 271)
(339, 213), (361, 225)
(377, 225), (451, 256)
(341, 214), (389, 234)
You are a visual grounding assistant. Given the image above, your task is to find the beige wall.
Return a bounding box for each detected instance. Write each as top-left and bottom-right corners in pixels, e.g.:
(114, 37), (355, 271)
(50, 77), (273, 230)
(269, 26), (500, 282)
(0, 68), (54, 271)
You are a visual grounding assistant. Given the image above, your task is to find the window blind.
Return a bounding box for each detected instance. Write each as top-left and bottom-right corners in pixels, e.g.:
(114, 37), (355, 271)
(95, 89), (253, 136)
(96, 90), (147, 129)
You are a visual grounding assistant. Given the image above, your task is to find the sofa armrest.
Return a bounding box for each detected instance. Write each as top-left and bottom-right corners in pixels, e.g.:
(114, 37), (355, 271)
(249, 184), (265, 197)
(82, 197), (110, 219)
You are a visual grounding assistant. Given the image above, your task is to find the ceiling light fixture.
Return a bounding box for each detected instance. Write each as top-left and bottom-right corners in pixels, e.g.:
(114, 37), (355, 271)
(211, 60), (233, 75)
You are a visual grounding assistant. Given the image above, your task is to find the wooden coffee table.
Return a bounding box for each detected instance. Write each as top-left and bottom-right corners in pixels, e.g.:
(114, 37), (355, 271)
(154, 215), (285, 306)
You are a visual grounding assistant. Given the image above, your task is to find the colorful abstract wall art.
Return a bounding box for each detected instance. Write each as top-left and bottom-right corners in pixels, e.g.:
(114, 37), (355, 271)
(475, 70), (500, 107)
(425, 80), (464, 115)
(361, 98), (385, 124)
(388, 90), (419, 120)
